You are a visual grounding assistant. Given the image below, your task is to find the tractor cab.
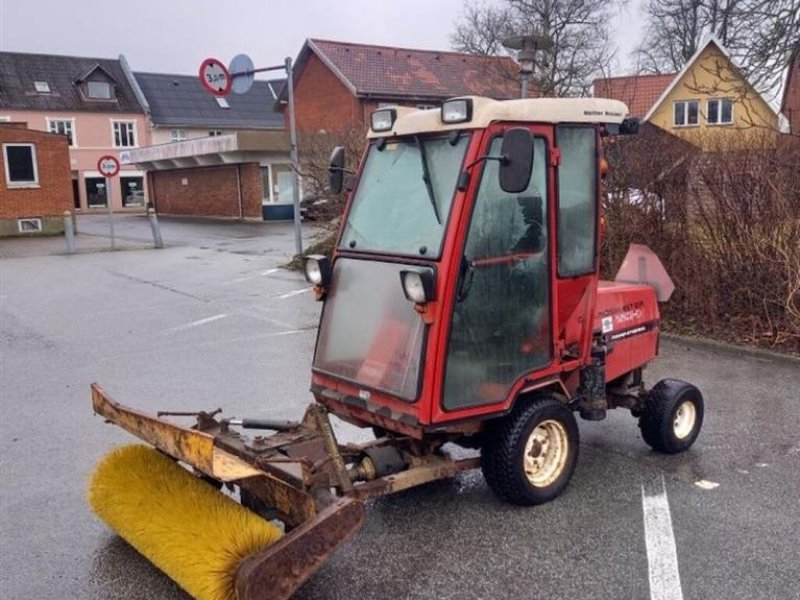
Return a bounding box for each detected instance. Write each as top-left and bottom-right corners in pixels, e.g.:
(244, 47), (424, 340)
(306, 97), (644, 435)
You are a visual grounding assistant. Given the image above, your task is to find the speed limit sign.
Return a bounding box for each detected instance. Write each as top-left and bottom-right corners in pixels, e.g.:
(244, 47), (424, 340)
(97, 155), (120, 177)
(199, 58), (231, 96)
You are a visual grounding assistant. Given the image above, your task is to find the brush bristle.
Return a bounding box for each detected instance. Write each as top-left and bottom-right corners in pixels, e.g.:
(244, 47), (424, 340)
(88, 444), (283, 600)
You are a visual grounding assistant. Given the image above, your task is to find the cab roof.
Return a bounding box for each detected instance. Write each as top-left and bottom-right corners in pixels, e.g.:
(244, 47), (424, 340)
(367, 96), (631, 138)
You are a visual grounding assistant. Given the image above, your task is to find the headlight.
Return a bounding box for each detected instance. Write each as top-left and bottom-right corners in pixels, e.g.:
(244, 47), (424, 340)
(304, 255), (331, 286)
(371, 108), (397, 132)
(399, 268), (436, 304)
(441, 98), (472, 124)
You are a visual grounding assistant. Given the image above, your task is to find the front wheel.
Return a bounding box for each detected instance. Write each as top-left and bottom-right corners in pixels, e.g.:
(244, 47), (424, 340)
(639, 379), (704, 454)
(481, 394), (579, 506)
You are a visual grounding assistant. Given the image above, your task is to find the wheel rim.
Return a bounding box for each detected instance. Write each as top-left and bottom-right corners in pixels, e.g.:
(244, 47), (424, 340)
(673, 400), (697, 439)
(523, 419), (569, 487)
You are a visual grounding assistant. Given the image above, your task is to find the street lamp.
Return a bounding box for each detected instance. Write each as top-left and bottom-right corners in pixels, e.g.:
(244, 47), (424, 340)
(501, 34), (553, 99)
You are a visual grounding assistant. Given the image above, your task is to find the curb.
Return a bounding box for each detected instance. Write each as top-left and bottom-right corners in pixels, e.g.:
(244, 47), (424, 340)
(661, 332), (800, 364)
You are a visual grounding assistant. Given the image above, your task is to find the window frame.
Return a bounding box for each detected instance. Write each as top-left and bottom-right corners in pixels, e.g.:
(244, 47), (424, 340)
(46, 117), (77, 147)
(87, 80), (113, 100)
(3, 143), (39, 187)
(439, 128), (554, 413)
(673, 99), (700, 127)
(337, 133), (472, 260)
(111, 120), (137, 148)
(555, 124), (600, 279)
(707, 98), (734, 125)
(171, 128), (187, 142)
(34, 81), (50, 93)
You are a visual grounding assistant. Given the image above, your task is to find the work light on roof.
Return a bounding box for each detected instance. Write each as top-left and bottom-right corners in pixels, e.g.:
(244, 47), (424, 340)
(441, 98), (473, 124)
(371, 108), (397, 132)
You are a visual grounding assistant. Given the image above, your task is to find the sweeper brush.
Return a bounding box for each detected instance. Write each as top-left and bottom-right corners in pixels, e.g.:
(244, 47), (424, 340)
(89, 445), (284, 600)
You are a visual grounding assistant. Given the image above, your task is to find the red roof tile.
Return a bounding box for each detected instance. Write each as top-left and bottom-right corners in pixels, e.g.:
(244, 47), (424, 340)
(307, 39), (529, 101)
(593, 73), (676, 118)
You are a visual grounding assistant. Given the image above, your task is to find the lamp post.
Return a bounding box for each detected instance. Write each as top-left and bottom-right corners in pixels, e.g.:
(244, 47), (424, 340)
(501, 34), (553, 99)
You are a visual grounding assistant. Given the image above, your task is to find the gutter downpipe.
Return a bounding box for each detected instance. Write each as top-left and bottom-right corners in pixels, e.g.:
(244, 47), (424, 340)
(235, 165), (243, 220)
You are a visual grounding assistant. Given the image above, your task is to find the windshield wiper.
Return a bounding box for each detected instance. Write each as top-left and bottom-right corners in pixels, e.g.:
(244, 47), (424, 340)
(414, 135), (441, 225)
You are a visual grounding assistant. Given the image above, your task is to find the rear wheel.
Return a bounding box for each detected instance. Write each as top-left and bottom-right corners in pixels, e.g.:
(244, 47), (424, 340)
(639, 379), (704, 454)
(481, 393), (579, 506)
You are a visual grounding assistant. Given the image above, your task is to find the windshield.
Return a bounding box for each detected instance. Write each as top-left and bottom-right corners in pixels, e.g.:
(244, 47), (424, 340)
(313, 258), (425, 401)
(339, 134), (470, 257)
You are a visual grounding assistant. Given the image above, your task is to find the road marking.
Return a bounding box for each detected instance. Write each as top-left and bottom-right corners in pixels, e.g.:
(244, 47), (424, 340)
(168, 313), (228, 333)
(694, 479), (719, 490)
(642, 477), (684, 600)
(261, 268), (280, 275)
(278, 287), (312, 299)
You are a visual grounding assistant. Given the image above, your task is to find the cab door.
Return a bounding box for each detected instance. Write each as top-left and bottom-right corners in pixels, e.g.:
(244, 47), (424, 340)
(441, 131), (552, 412)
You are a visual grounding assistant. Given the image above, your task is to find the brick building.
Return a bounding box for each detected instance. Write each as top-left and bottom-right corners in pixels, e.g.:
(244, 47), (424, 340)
(280, 38), (527, 134)
(0, 122), (72, 236)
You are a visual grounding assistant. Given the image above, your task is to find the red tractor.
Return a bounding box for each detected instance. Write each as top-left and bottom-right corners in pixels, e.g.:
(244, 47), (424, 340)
(89, 96), (704, 600)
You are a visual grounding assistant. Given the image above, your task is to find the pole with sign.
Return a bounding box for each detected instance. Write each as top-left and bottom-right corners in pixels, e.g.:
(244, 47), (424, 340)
(198, 53), (303, 255)
(97, 155), (120, 249)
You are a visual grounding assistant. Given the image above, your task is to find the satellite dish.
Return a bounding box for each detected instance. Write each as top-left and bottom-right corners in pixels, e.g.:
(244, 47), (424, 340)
(230, 53), (255, 95)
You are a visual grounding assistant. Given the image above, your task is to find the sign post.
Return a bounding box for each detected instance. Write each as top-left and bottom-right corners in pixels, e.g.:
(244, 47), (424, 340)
(97, 155), (120, 249)
(198, 53), (304, 255)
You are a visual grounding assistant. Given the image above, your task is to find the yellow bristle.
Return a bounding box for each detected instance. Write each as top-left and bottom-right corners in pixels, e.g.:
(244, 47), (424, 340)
(88, 444), (283, 600)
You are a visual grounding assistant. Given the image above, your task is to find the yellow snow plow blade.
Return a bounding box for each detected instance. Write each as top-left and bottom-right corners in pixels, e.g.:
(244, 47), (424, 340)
(88, 384), (365, 600)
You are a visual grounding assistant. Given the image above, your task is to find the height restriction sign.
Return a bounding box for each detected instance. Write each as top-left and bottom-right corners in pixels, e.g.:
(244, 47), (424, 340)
(199, 58), (231, 96)
(97, 155), (120, 177)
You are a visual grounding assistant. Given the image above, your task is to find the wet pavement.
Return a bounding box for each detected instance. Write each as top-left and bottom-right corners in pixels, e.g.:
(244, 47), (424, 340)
(1, 218), (798, 600)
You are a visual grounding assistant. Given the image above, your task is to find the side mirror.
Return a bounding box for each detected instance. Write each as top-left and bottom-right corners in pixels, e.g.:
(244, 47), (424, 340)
(499, 128), (533, 193)
(329, 146), (345, 194)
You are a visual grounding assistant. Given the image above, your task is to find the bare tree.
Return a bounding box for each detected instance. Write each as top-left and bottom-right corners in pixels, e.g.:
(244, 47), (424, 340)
(636, 0), (800, 98)
(451, 0), (621, 97)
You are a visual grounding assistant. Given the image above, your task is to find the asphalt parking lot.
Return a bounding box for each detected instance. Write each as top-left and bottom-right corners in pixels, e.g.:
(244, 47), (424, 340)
(1, 216), (798, 600)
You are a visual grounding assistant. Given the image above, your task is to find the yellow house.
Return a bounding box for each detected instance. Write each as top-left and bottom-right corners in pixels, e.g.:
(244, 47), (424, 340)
(595, 36), (782, 150)
(646, 36), (780, 149)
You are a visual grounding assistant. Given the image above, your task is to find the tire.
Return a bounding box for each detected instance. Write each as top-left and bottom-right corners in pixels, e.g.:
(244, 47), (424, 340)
(639, 379), (704, 454)
(481, 393), (579, 506)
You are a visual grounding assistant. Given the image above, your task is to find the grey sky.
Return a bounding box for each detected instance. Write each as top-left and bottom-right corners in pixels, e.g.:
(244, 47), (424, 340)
(0, 0), (644, 77)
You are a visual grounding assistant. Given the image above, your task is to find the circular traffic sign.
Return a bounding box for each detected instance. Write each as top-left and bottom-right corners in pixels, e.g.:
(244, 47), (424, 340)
(199, 57), (231, 97)
(97, 155), (120, 177)
(229, 53), (255, 95)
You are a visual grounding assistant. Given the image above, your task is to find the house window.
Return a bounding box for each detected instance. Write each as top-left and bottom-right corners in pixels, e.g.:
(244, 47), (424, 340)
(85, 177), (108, 207)
(171, 129), (187, 142)
(47, 119), (75, 146)
(3, 143), (39, 186)
(113, 121), (136, 147)
(215, 97), (230, 109)
(121, 176), (145, 207)
(707, 98), (733, 125)
(18, 218), (43, 233)
(0, 116), (11, 122)
(34, 81), (50, 93)
(673, 100), (699, 126)
(208, 130), (224, 137)
(87, 81), (112, 99)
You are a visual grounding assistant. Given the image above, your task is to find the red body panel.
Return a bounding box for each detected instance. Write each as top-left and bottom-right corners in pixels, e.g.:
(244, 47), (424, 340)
(595, 281), (660, 382)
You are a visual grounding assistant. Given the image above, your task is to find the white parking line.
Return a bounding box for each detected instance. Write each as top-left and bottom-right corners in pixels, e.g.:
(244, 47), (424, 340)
(642, 477), (684, 600)
(278, 287), (312, 299)
(168, 313), (228, 333)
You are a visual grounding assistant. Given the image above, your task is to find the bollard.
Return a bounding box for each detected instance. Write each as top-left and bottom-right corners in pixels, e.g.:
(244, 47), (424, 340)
(63, 211), (76, 254)
(147, 207), (164, 249)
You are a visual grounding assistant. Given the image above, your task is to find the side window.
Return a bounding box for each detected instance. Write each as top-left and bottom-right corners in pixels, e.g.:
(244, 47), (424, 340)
(556, 126), (597, 277)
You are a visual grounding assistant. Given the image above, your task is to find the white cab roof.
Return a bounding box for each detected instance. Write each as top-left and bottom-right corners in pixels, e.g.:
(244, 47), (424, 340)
(367, 96), (630, 138)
